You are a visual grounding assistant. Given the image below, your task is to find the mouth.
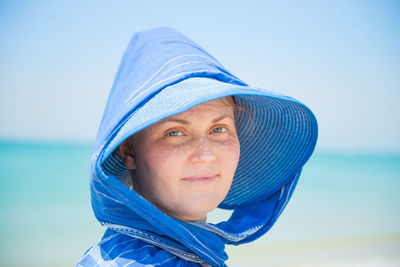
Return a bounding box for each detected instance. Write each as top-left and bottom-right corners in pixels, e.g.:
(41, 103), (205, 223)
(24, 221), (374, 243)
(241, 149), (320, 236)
(182, 174), (218, 184)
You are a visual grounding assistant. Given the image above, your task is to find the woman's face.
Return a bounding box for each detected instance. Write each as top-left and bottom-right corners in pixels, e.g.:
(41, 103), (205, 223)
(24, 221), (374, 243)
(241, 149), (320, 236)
(125, 98), (240, 222)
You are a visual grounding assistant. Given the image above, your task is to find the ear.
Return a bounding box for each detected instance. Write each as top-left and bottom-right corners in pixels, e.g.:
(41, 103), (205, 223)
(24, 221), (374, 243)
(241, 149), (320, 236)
(118, 137), (136, 170)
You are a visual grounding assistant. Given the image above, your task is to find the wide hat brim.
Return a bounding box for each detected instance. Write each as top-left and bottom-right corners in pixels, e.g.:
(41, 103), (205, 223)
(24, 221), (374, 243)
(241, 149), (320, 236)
(100, 77), (318, 209)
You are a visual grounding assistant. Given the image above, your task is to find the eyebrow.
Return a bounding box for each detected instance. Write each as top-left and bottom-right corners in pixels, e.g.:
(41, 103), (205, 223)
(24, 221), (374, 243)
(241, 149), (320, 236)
(160, 114), (234, 126)
(212, 114), (234, 123)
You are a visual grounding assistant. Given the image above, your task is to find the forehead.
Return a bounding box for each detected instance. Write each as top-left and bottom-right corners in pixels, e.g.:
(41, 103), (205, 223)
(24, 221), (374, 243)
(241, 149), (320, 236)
(141, 98), (235, 131)
(130, 97), (236, 141)
(178, 97), (234, 114)
(163, 97), (234, 121)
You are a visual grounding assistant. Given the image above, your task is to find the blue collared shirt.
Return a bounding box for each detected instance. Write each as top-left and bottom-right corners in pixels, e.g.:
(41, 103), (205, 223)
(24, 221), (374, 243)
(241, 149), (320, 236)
(76, 231), (202, 266)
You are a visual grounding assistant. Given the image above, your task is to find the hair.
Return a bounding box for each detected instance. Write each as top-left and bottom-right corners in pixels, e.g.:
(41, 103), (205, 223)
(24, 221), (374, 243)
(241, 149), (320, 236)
(226, 96), (254, 128)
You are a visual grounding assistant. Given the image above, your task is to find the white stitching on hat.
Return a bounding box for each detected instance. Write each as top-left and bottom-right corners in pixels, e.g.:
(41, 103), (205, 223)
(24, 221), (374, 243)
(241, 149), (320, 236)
(124, 54), (211, 104)
(160, 61), (204, 76)
(124, 69), (213, 105)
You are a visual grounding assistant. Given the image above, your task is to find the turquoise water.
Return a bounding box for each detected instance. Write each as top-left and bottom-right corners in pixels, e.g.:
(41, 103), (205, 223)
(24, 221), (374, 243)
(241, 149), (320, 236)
(0, 141), (399, 266)
(226, 152), (400, 266)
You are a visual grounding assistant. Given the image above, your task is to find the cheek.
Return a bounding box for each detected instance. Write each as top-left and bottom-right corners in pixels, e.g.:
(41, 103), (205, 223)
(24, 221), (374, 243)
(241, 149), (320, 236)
(221, 138), (240, 156)
(217, 139), (241, 167)
(138, 142), (188, 174)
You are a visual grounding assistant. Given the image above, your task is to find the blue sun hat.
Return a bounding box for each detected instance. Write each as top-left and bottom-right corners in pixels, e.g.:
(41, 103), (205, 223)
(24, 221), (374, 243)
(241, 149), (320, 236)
(90, 27), (318, 266)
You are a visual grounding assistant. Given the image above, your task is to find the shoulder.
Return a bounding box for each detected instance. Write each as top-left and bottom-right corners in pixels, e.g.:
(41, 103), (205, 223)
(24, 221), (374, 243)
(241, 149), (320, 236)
(75, 232), (189, 266)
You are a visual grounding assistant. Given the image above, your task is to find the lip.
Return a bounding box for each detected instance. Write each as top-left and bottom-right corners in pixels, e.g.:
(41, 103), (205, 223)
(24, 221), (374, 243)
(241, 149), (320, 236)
(182, 174), (218, 184)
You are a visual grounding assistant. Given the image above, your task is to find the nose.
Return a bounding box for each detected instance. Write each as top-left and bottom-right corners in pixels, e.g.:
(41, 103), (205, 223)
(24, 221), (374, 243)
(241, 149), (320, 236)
(189, 137), (217, 164)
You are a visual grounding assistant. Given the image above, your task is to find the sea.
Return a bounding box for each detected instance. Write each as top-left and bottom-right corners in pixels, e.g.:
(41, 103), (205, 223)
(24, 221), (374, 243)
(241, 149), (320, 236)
(0, 140), (399, 266)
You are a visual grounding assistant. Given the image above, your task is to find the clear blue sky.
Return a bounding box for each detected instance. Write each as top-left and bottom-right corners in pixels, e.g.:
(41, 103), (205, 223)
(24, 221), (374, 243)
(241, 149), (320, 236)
(1, 0), (399, 152)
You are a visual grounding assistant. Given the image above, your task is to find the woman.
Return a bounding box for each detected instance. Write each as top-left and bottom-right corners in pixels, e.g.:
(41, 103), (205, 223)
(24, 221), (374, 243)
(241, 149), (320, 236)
(76, 27), (318, 266)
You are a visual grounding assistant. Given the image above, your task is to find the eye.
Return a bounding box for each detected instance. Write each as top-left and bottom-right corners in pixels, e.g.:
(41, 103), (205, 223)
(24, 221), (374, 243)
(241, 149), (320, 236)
(166, 130), (183, 137)
(212, 127), (227, 134)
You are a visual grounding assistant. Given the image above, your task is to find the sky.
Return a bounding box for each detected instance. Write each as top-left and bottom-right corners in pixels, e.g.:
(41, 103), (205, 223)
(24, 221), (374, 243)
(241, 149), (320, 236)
(0, 0), (399, 152)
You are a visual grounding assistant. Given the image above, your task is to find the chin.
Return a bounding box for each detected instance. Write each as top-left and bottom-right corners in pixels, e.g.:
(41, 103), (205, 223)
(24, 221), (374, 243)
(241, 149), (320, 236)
(179, 204), (219, 222)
